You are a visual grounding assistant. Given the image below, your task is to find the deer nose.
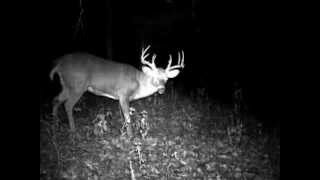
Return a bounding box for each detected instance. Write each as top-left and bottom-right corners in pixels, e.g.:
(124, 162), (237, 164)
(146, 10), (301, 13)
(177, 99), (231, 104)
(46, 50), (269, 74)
(158, 87), (165, 94)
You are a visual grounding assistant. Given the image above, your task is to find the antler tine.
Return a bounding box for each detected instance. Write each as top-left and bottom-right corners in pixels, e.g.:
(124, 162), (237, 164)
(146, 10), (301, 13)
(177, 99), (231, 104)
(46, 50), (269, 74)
(166, 54), (173, 70)
(141, 45), (151, 60)
(151, 54), (157, 64)
(181, 50), (185, 68)
(141, 45), (157, 70)
(143, 45), (151, 54)
(166, 50), (185, 71)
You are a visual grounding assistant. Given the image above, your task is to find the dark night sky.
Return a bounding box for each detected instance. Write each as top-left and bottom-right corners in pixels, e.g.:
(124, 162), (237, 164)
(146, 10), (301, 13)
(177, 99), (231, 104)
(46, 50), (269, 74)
(40, 1), (280, 126)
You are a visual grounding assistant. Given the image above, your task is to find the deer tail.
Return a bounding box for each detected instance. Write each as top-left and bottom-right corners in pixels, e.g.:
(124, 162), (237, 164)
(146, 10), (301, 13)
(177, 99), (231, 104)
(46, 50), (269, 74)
(49, 64), (59, 81)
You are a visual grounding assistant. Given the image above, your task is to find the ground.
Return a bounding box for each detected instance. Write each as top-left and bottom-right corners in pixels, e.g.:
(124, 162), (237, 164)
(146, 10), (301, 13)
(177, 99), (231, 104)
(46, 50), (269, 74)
(40, 89), (280, 180)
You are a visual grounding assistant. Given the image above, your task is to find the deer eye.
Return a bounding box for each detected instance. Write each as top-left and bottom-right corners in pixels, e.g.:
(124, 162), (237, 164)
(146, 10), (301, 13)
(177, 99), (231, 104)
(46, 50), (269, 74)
(152, 78), (166, 87)
(152, 79), (160, 86)
(160, 79), (167, 85)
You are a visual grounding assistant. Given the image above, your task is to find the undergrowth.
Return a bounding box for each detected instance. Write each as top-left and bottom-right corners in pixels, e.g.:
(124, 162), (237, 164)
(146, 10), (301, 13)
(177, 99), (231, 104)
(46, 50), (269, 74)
(40, 88), (280, 180)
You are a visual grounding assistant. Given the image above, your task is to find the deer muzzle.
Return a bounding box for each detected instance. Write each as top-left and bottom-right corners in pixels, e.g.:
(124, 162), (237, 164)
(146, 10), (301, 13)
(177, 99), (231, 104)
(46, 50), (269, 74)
(158, 87), (165, 94)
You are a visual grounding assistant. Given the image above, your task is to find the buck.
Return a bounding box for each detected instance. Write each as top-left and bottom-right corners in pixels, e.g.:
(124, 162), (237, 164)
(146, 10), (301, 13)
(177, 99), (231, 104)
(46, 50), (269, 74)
(50, 45), (184, 135)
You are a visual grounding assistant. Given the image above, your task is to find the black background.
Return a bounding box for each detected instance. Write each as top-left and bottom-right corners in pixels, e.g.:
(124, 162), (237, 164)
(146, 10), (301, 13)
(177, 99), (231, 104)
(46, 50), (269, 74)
(39, 0), (281, 128)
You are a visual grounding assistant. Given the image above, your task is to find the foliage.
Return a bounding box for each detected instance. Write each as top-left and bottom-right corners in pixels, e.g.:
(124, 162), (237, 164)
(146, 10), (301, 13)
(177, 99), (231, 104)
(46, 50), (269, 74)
(40, 88), (280, 180)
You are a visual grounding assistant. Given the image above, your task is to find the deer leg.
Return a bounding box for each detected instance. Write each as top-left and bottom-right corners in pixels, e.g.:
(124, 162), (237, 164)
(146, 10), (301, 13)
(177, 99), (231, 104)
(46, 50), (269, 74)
(52, 88), (69, 118)
(119, 97), (132, 137)
(64, 92), (82, 131)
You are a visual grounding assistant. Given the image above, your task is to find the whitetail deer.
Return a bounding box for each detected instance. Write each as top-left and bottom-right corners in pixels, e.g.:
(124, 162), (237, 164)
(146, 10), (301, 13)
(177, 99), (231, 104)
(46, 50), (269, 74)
(50, 45), (184, 136)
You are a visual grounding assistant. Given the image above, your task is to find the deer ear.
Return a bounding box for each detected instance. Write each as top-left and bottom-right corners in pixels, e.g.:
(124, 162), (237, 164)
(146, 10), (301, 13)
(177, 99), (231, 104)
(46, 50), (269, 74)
(166, 69), (180, 78)
(142, 66), (154, 76)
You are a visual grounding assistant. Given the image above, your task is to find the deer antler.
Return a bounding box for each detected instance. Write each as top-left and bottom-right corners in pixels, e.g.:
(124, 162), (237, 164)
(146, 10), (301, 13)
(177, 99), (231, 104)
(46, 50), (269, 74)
(141, 45), (157, 70)
(166, 50), (185, 72)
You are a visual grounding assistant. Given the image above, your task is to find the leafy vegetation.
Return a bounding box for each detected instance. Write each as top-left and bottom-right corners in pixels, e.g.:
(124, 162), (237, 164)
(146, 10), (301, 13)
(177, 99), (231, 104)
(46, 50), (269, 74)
(40, 88), (280, 180)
